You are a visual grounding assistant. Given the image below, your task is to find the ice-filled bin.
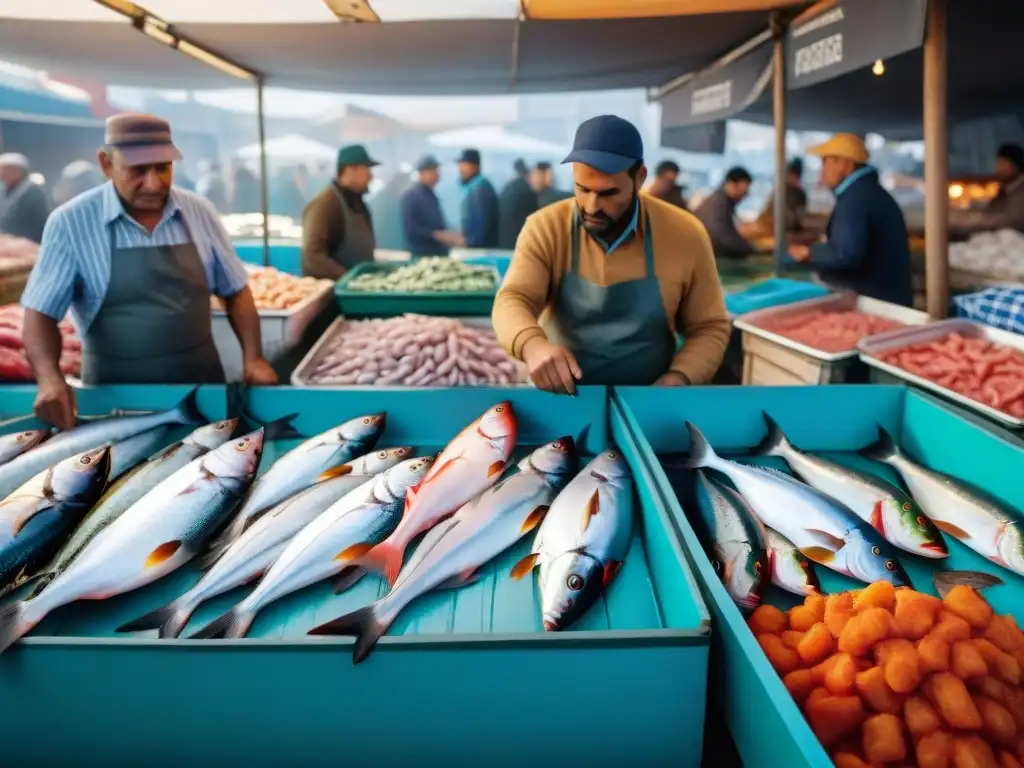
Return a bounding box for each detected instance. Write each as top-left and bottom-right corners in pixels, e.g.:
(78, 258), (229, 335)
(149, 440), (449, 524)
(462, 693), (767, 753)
(0, 386), (710, 767)
(613, 384), (1024, 768)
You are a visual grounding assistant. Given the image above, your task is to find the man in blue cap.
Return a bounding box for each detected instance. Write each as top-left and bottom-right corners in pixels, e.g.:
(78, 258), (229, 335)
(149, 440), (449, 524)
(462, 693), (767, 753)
(492, 115), (730, 393)
(456, 148), (499, 249)
(400, 154), (463, 257)
(301, 143), (379, 279)
(498, 157), (539, 249)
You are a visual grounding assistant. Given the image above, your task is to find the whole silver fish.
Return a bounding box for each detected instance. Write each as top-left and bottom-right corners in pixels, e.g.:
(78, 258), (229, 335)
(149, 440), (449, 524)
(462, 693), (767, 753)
(309, 438), (578, 663)
(683, 421), (911, 587)
(116, 446), (413, 638)
(190, 455), (434, 640)
(693, 471), (769, 612)
(0, 388), (204, 498)
(204, 412), (386, 558)
(513, 449), (634, 632)
(23, 419), (239, 599)
(0, 429), (49, 466)
(0, 429), (265, 654)
(765, 527), (821, 597)
(757, 414), (947, 559)
(0, 446), (112, 592)
(862, 426), (1024, 577)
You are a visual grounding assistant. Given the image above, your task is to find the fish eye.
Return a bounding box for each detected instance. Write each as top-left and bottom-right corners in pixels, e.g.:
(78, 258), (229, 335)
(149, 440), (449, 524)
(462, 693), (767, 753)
(495, 405), (504, 413)
(885, 561), (896, 572)
(902, 502), (912, 512)
(377, 451), (387, 459)
(234, 438), (250, 451)
(216, 421), (231, 430)
(395, 448), (407, 455)
(566, 574), (585, 591)
(872, 546), (882, 556)
(79, 455), (92, 465)
(363, 417), (372, 424)
(711, 559), (721, 572)
(916, 516), (926, 526)
(608, 451), (618, 459)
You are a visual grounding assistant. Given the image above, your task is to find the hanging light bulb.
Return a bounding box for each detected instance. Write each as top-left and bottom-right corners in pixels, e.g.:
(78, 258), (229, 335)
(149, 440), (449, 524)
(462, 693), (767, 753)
(872, 59), (886, 76)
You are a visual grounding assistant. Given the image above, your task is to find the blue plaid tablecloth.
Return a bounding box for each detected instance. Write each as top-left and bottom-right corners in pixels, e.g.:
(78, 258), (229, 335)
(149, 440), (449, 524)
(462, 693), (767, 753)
(952, 285), (1024, 335)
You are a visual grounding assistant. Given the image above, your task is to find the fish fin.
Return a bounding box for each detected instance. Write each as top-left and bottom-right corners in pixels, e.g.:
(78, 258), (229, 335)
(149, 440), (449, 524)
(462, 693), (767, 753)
(751, 412), (788, 457)
(332, 567), (367, 595)
(805, 528), (846, 550)
(680, 422), (719, 470)
(193, 546), (225, 571)
(144, 541), (182, 569)
(602, 560), (623, 587)
(188, 607), (256, 640)
(435, 569), (480, 590)
(333, 542), (375, 563)
(258, 412), (301, 442)
(204, 513), (256, 557)
(319, 464), (353, 481)
(10, 502), (52, 537)
(933, 570), (1005, 599)
(520, 505), (548, 535)
(308, 605), (388, 665)
(799, 546), (836, 566)
(859, 425), (901, 463)
(359, 541), (405, 588)
(403, 486), (418, 515)
(933, 520), (971, 540)
(510, 552), (540, 581)
(580, 490), (600, 532)
(488, 460), (505, 478)
(0, 602), (34, 654)
(116, 596), (195, 639)
(173, 386), (206, 426)
(870, 501), (885, 537)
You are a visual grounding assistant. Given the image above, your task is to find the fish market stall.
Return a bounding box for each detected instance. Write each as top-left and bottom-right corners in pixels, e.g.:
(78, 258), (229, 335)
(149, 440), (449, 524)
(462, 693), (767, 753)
(211, 266), (334, 382)
(612, 384), (1024, 768)
(334, 258), (500, 318)
(734, 292), (931, 385)
(0, 385), (710, 766)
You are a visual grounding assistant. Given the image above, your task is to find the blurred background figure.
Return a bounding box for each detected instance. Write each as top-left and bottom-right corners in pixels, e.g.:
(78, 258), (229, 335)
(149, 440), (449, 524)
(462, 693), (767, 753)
(693, 166), (756, 259)
(498, 157), (538, 249)
(401, 154), (463, 257)
(230, 161), (260, 214)
(645, 160), (687, 210)
(457, 148), (499, 249)
(195, 160), (228, 211)
(756, 157), (807, 234)
(270, 164), (308, 220)
(531, 161), (572, 207)
(51, 160), (104, 209)
(0, 152), (51, 243)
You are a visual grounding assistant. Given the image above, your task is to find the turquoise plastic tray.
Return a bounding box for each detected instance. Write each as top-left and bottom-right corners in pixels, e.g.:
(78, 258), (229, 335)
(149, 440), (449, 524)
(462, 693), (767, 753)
(334, 261), (499, 318)
(462, 253), (512, 280)
(725, 278), (829, 317)
(232, 240), (302, 275)
(0, 385), (709, 766)
(613, 384), (1024, 768)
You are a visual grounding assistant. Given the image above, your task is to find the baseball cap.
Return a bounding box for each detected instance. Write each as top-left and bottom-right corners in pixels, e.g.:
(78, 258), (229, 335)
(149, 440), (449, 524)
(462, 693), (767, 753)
(105, 113), (182, 167)
(807, 133), (869, 164)
(416, 154), (440, 171)
(337, 144), (380, 168)
(0, 153), (29, 170)
(456, 149), (481, 165)
(562, 115), (643, 175)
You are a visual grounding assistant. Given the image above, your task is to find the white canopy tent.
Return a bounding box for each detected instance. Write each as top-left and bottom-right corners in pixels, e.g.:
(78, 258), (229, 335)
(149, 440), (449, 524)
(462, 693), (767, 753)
(427, 125), (565, 155)
(234, 134), (336, 162)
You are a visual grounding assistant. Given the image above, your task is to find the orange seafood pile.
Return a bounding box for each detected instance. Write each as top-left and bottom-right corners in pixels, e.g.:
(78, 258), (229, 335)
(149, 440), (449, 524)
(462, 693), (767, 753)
(749, 583), (1024, 767)
(213, 267), (328, 311)
(874, 332), (1024, 418)
(755, 310), (903, 354)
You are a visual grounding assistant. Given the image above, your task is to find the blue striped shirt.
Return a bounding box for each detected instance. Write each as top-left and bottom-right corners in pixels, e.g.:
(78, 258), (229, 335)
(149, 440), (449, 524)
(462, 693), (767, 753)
(21, 182), (249, 333)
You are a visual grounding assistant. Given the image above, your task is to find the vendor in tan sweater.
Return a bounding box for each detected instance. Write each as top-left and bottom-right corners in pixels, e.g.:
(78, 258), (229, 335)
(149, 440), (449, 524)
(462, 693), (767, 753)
(492, 115), (730, 394)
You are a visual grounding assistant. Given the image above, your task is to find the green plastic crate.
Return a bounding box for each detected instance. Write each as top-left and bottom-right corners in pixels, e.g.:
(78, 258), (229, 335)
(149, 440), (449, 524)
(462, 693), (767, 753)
(333, 262), (499, 318)
(613, 384), (1024, 768)
(0, 385), (710, 766)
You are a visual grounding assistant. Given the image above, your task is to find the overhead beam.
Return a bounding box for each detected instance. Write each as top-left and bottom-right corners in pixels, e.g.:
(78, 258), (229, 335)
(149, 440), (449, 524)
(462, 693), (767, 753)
(523, 0), (805, 20)
(649, 27), (772, 101)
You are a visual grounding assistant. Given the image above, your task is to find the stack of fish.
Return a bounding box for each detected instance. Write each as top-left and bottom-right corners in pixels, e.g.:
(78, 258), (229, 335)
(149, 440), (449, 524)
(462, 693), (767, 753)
(0, 399), (639, 666)
(676, 413), (1023, 614)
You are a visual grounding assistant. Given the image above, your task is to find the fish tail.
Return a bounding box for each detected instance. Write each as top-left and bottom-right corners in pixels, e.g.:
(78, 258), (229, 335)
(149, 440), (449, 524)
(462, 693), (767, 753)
(859, 425), (901, 463)
(752, 412), (788, 457)
(188, 606), (256, 640)
(115, 595), (197, 639)
(252, 411), (301, 441)
(680, 421), (720, 470)
(308, 605), (389, 665)
(360, 540), (405, 588)
(173, 386), (206, 426)
(0, 602), (38, 654)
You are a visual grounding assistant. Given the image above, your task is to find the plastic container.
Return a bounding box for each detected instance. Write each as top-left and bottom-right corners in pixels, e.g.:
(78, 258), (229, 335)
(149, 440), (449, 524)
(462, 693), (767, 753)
(612, 384), (1024, 768)
(0, 386), (710, 767)
(451, 250), (514, 281)
(859, 317), (1024, 428)
(724, 278), (829, 318)
(334, 262), (499, 318)
(211, 280), (334, 382)
(231, 240), (302, 274)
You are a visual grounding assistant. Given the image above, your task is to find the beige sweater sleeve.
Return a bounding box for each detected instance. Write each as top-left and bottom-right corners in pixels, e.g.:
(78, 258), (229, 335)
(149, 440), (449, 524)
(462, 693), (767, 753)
(491, 217), (556, 360)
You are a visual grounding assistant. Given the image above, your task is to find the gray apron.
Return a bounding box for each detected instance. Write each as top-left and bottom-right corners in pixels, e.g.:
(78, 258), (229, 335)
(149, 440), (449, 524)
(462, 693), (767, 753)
(332, 186), (376, 269)
(81, 217), (225, 385)
(545, 208), (677, 385)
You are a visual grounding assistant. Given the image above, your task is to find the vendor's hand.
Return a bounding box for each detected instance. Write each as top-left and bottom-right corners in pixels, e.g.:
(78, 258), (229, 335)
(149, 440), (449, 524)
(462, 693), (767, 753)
(789, 244), (812, 262)
(243, 356), (279, 386)
(654, 371), (690, 387)
(34, 378), (77, 430)
(522, 337), (581, 395)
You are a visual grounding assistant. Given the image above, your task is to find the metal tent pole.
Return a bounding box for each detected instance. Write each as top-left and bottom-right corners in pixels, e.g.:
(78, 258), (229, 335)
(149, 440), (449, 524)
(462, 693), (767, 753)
(771, 10), (788, 276)
(923, 0), (949, 318)
(256, 76), (270, 267)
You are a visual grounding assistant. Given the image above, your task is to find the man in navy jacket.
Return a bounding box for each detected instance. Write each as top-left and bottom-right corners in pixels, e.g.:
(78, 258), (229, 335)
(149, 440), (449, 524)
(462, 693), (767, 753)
(456, 149), (500, 249)
(790, 133), (913, 307)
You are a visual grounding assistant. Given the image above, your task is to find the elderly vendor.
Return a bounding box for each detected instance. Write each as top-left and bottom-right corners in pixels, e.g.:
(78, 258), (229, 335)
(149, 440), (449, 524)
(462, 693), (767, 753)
(21, 113), (277, 429)
(492, 115), (730, 393)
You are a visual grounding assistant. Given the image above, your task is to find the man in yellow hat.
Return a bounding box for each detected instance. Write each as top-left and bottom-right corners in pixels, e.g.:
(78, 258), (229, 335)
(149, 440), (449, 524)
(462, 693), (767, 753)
(789, 133), (912, 307)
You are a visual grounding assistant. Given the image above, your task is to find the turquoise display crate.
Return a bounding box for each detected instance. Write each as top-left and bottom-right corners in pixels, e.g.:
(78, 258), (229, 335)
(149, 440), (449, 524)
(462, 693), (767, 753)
(232, 239), (302, 275)
(462, 252), (512, 280)
(334, 261), (499, 318)
(725, 278), (829, 317)
(0, 385), (710, 767)
(612, 384), (1024, 768)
